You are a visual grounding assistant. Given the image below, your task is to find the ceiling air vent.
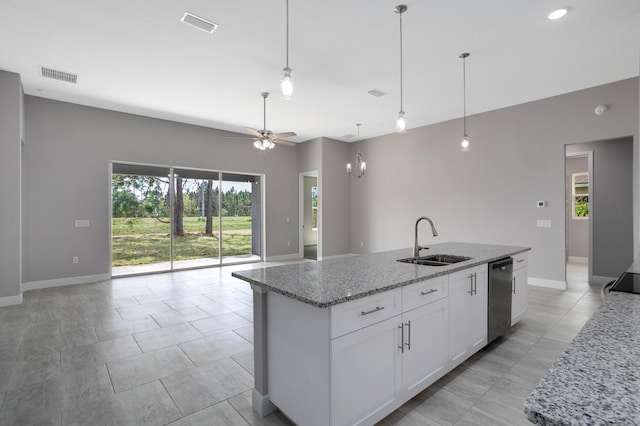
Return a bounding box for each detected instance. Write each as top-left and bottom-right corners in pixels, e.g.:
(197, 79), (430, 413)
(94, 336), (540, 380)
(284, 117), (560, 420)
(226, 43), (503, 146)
(368, 89), (386, 98)
(40, 66), (78, 84)
(181, 12), (218, 33)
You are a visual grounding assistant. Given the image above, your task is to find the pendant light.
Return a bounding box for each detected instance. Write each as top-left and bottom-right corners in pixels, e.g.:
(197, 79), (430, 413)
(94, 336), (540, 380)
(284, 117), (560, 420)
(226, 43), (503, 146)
(459, 52), (470, 152)
(394, 5), (408, 133)
(346, 124), (366, 178)
(280, 0), (294, 100)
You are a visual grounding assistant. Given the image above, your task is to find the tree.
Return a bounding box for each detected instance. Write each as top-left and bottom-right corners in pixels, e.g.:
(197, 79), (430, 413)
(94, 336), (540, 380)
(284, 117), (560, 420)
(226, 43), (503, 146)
(205, 180), (214, 235)
(174, 176), (184, 236)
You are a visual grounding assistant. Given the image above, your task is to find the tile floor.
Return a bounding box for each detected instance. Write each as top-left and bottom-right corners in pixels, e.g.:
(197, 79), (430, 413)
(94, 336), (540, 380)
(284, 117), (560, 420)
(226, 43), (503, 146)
(0, 262), (601, 425)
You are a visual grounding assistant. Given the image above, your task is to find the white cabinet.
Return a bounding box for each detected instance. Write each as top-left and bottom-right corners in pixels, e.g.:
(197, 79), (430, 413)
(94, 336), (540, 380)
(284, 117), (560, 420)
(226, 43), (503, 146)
(330, 315), (402, 426)
(330, 276), (449, 425)
(401, 297), (448, 401)
(448, 264), (488, 369)
(511, 252), (528, 325)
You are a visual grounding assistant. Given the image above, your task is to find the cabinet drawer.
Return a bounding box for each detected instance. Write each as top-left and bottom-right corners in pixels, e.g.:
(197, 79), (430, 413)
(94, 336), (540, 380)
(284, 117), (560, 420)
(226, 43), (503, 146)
(402, 276), (448, 312)
(513, 252), (528, 270)
(330, 289), (402, 338)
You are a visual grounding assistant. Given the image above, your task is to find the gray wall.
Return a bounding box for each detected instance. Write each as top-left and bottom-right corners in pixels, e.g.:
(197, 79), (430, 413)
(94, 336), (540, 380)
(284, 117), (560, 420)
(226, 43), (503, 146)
(567, 138), (634, 278)
(321, 138), (351, 258)
(565, 156), (589, 258)
(349, 78), (639, 284)
(0, 71), (23, 299)
(23, 96), (300, 283)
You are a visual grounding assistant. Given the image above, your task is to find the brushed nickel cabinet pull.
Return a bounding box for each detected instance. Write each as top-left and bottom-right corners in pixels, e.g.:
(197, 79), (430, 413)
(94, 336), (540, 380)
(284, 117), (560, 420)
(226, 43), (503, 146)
(398, 323), (404, 353)
(512, 277), (516, 294)
(420, 289), (438, 296)
(361, 306), (384, 316)
(405, 321), (411, 350)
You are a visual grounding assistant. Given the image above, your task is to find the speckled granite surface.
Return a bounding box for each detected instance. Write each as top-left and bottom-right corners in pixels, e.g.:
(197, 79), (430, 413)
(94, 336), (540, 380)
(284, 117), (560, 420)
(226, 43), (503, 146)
(232, 242), (529, 308)
(524, 290), (640, 425)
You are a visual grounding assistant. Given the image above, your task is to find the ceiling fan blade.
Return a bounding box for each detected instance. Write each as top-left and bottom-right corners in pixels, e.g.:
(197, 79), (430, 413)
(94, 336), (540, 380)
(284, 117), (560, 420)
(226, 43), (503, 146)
(272, 131), (296, 139)
(245, 127), (263, 137)
(273, 139), (296, 146)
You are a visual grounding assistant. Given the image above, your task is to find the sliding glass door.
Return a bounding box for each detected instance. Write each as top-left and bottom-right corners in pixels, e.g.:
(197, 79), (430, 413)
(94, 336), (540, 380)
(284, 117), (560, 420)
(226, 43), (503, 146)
(111, 163), (262, 276)
(111, 164), (172, 275)
(172, 168), (221, 269)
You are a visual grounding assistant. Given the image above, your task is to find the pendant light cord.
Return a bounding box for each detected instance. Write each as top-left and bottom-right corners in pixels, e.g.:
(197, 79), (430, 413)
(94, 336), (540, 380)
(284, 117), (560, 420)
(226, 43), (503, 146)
(399, 10), (404, 112)
(462, 55), (466, 134)
(285, 0), (290, 68)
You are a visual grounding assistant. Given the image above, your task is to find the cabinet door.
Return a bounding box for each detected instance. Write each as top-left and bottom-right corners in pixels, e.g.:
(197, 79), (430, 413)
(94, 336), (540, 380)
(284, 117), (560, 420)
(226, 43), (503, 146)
(511, 266), (528, 325)
(330, 316), (402, 426)
(468, 265), (488, 353)
(448, 269), (471, 367)
(448, 264), (488, 368)
(401, 298), (448, 401)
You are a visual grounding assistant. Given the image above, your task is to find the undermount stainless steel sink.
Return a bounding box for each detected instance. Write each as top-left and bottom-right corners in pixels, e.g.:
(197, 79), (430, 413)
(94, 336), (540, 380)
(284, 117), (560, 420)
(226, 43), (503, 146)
(397, 254), (472, 267)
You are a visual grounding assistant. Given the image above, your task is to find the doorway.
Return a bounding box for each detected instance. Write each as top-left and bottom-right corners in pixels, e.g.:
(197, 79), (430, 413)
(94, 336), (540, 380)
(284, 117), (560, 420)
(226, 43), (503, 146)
(564, 151), (592, 283)
(300, 171), (319, 260)
(565, 137), (634, 284)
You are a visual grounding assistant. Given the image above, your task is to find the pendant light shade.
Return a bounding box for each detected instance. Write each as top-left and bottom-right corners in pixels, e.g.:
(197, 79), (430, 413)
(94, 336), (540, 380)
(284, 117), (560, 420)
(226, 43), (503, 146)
(280, 0), (294, 100)
(459, 52), (470, 152)
(346, 124), (366, 178)
(394, 5), (407, 133)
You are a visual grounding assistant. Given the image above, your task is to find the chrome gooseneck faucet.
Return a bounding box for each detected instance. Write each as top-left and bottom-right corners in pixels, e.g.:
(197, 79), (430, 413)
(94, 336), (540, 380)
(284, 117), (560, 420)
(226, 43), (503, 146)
(414, 216), (438, 257)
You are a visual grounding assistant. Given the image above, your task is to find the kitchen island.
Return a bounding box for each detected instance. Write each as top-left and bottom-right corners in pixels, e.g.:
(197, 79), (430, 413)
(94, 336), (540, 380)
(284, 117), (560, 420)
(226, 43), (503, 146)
(525, 262), (640, 424)
(233, 242), (529, 426)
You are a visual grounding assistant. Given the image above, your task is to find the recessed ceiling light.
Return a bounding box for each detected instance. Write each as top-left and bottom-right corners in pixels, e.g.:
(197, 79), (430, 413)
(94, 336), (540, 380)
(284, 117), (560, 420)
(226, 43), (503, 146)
(547, 7), (569, 20)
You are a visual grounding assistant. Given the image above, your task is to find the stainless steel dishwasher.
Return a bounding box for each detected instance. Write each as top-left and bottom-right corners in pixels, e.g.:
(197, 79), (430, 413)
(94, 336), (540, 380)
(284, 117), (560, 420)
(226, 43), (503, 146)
(488, 257), (513, 343)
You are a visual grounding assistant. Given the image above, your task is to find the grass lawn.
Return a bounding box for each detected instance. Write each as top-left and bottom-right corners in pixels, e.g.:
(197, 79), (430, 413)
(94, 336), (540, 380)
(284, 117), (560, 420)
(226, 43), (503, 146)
(112, 216), (253, 266)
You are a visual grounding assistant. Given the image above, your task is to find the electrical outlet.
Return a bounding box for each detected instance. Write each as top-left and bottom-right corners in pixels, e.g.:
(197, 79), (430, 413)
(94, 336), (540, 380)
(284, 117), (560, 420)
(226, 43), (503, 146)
(360, 242), (364, 247)
(536, 220), (552, 228)
(287, 241), (291, 247)
(73, 256), (79, 264)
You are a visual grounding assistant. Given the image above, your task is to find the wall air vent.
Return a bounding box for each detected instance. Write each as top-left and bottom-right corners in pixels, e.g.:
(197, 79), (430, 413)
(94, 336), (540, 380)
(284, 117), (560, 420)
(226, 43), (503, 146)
(181, 12), (219, 33)
(368, 89), (386, 97)
(40, 66), (78, 84)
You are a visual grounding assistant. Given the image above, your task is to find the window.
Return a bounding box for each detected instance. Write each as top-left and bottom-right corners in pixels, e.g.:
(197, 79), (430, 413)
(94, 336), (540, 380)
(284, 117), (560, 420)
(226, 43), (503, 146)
(572, 172), (589, 219)
(311, 186), (318, 230)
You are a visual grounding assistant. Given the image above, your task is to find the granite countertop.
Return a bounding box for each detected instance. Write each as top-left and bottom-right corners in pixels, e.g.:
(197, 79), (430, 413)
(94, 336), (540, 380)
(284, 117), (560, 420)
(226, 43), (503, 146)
(232, 242), (529, 308)
(524, 282), (640, 424)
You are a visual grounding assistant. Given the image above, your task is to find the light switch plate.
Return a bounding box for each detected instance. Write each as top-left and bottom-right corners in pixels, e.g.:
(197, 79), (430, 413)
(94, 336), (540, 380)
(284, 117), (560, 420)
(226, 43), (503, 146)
(75, 220), (90, 228)
(536, 219), (552, 228)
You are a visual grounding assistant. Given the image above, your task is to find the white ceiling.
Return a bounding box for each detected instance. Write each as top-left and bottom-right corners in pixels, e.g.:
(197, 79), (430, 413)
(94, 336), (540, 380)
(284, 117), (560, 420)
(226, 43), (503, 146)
(1, 0), (639, 143)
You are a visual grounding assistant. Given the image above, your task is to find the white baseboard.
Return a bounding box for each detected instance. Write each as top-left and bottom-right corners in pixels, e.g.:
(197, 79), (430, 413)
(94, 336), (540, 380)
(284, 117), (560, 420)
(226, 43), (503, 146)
(318, 253), (357, 261)
(22, 273), (111, 292)
(265, 253), (302, 262)
(528, 277), (567, 290)
(568, 256), (588, 264)
(591, 275), (616, 285)
(0, 294), (23, 307)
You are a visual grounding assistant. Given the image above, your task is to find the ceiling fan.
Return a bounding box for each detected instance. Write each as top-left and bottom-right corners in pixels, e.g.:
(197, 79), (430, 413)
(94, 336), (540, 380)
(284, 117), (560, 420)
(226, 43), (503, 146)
(232, 92), (296, 150)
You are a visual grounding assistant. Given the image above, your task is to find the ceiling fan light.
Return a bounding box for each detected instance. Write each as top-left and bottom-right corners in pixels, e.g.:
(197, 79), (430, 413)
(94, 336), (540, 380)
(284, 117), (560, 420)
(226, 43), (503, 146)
(254, 140), (265, 150)
(396, 111), (407, 133)
(281, 67), (294, 100)
(346, 163), (352, 174)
